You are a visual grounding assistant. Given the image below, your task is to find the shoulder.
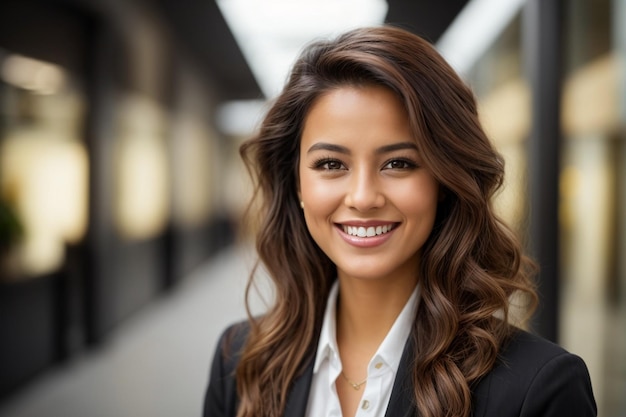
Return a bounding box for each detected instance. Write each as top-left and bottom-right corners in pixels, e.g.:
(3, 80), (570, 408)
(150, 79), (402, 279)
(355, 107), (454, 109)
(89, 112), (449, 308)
(498, 327), (572, 373)
(217, 320), (252, 365)
(203, 320), (251, 417)
(472, 327), (597, 417)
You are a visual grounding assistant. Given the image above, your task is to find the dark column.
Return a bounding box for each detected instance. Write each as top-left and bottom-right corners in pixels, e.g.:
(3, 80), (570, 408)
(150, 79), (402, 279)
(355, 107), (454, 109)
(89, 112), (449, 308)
(83, 20), (118, 345)
(522, 0), (563, 342)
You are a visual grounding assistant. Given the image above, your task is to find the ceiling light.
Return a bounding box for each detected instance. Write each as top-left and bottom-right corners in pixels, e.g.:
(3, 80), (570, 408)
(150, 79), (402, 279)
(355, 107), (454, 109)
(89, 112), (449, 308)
(1, 52), (66, 94)
(436, 0), (527, 77)
(217, 0), (388, 99)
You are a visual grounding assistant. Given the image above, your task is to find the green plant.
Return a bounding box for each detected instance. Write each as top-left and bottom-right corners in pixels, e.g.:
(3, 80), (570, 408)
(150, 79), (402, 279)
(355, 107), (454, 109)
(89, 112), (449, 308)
(0, 197), (23, 251)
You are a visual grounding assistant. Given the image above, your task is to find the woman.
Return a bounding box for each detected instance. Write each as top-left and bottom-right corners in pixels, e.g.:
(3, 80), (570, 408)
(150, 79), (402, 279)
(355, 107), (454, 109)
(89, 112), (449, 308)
(204, 26), (596, 417)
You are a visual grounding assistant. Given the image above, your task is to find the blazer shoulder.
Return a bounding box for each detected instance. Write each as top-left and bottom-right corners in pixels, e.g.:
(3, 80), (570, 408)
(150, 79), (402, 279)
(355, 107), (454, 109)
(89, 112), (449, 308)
(472, 327), (597, 417)
(219, 320), (252, 371)
(203, 320), (251, 417)
(499, 327), (568, 369)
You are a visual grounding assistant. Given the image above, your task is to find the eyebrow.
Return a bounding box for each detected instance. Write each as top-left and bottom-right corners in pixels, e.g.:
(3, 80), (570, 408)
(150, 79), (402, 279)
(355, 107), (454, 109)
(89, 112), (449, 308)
(307, 142), (350, 154)
(306, 141), (418, 155)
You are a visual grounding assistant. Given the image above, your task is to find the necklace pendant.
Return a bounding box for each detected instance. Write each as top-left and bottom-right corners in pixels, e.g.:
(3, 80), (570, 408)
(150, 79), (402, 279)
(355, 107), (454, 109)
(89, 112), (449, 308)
(342, 371), (367, 391)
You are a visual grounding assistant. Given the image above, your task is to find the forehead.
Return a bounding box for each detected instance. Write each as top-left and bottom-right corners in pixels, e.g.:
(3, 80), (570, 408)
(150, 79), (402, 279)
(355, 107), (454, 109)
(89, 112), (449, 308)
(308, 84), (405, 117)
(301, 85), (412, 149)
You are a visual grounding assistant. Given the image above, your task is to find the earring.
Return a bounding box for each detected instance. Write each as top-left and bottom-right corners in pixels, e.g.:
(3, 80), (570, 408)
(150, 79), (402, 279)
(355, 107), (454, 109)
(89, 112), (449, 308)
(300, 201), (304, 209)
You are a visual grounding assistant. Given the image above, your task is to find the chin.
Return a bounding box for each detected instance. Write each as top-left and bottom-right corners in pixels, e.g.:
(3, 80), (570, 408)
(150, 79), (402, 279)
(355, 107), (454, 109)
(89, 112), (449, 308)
(336, 264), (399, 281)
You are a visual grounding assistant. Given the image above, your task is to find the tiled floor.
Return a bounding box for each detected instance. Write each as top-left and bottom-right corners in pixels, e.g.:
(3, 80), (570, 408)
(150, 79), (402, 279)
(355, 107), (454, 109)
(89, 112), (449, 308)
(0, 245), (270, 417)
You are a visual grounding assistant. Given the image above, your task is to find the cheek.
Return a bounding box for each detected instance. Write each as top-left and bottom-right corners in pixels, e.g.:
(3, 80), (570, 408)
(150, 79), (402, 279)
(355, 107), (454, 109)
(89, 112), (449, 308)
(299, 175), (344, 236)
(299, 162), (335, 202)
(393, 178), (439, 217)
(301, 179), (342, 216)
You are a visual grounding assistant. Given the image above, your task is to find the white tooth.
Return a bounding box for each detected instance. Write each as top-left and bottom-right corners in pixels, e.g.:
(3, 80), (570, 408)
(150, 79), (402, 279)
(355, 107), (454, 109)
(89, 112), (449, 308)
(367, 227), (376, 237)
(357, 227), (367, 237)
(350, 226), (356, 236)
(376, 226), (382, 235)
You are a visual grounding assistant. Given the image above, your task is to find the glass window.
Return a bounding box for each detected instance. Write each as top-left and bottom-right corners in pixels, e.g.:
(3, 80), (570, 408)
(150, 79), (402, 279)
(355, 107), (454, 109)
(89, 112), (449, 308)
(560, 0), (625, 414)
(0, 50), (87, 279)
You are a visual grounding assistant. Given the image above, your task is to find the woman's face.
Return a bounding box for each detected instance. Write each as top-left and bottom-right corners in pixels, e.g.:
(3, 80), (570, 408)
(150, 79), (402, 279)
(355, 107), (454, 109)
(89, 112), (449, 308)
(298, 85), (439, 284)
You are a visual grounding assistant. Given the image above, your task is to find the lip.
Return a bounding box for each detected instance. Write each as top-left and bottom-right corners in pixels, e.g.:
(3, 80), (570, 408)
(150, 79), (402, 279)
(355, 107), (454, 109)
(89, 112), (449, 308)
(334, 221), (399, 248)
(338, 220), (396, 227)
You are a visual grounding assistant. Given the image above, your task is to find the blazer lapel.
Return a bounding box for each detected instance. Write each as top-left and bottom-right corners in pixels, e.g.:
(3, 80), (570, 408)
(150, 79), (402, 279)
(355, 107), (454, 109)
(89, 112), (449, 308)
(282, 358), (315, 417)
(385, 337), (418, 417)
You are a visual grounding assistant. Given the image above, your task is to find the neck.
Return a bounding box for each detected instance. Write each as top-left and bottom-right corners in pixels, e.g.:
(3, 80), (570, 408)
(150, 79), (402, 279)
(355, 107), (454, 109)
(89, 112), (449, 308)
(335, 276), (417, 354)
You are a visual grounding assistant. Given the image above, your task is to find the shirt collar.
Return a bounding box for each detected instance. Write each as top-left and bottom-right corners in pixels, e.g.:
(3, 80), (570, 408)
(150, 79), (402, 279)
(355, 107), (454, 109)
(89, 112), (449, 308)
(313, 281), (340, 373)
(312, 280), (419, 374)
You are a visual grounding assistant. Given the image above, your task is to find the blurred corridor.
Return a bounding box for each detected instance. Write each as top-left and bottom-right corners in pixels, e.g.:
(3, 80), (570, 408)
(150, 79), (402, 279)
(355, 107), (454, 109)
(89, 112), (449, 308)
(1, 0), (625, 416)
(0, 244), (270, 417)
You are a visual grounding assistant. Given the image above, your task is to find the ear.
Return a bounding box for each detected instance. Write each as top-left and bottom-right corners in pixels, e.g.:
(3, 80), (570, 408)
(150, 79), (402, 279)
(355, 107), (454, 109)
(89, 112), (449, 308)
(297, 192), (304, 210)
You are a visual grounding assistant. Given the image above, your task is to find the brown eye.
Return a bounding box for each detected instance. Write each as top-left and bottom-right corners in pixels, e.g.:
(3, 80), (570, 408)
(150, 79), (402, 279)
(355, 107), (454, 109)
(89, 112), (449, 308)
(383, 159), (416, 170)
(325, 160), (343, 170)
(311, 158), (346, 171)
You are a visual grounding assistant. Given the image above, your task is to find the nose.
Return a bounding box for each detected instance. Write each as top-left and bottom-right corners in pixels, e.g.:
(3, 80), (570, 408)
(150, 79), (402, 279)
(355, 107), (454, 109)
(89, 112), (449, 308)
(344, 168), (385, 211)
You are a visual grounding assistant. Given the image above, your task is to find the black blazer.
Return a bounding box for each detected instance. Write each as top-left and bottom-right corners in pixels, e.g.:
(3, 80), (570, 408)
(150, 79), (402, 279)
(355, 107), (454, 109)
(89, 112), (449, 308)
(204, 322), (596, 417)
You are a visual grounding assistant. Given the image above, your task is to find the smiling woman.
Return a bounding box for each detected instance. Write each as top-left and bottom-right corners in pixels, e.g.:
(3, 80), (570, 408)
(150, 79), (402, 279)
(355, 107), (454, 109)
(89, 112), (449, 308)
(203, 26), (596, 417)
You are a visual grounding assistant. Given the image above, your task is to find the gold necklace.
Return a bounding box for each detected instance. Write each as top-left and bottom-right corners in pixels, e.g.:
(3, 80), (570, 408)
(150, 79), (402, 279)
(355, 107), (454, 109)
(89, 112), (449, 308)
(341, 371), (367, 390)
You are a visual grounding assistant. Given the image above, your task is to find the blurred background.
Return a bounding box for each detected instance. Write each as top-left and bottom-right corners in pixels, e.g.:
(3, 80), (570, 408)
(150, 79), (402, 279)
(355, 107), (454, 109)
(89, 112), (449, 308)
(0, 0), (623, 416)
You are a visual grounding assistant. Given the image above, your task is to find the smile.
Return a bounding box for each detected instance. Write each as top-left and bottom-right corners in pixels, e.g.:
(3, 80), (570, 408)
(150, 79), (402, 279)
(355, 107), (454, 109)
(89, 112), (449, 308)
(341, 224), (396, 238)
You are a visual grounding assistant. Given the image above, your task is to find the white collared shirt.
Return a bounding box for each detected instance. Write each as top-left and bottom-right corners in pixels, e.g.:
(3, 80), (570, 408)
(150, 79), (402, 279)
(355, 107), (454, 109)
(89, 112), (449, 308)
(305, 281), (419, 417)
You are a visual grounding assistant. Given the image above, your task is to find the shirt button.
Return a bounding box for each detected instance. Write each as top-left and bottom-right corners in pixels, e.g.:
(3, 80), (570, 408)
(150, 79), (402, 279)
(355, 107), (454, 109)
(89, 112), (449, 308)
(361, 400), (370, 410)
(374, 362), (383, 369)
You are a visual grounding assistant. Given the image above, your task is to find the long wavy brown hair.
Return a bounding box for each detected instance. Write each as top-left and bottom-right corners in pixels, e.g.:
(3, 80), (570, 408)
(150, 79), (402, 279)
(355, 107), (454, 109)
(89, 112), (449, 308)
(236, 26), (537, 417)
